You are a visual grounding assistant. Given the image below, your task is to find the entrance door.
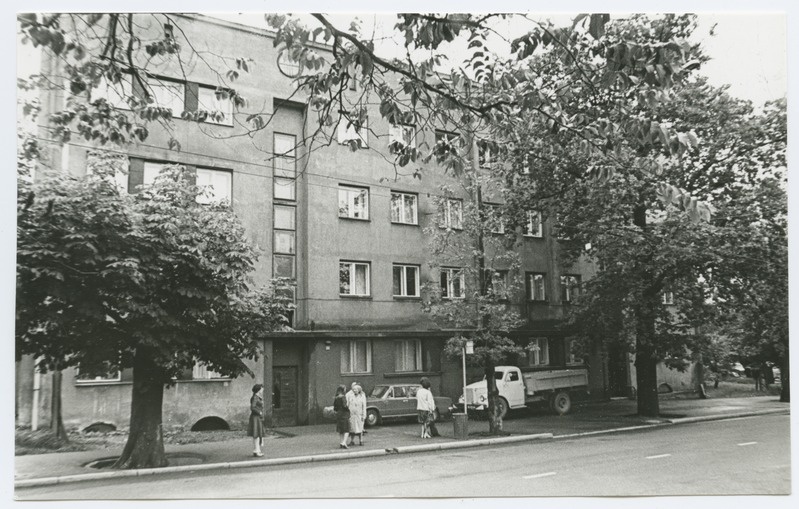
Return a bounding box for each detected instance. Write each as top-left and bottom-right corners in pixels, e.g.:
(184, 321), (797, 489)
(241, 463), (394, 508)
(272, 366), (298, 427)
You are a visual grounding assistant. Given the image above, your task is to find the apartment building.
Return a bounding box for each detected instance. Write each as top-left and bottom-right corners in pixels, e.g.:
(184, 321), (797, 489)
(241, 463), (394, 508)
(16, 14), (631, 432)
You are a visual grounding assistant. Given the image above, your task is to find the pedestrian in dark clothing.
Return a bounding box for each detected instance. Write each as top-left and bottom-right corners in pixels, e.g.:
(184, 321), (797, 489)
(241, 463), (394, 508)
(334, 384), (351, 449)
(247, 384), (265, 457)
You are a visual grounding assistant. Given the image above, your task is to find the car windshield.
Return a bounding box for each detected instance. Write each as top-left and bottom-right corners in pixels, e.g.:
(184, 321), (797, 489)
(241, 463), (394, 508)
(494, 371), (505, 380)
(370, 385), (390, 398)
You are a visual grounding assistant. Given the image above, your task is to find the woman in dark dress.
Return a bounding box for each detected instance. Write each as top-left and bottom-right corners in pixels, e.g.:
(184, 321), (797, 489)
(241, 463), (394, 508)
(247, 384), (265, 457)
(334, 384), (350, 449)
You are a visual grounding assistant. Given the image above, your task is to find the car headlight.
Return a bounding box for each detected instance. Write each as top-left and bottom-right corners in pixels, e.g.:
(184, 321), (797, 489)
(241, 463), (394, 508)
(479, 395), (486, 403)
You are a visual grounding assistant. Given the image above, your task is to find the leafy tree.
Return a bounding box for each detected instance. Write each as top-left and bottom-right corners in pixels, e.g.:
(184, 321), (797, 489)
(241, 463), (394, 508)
(16, 157), (292, 468)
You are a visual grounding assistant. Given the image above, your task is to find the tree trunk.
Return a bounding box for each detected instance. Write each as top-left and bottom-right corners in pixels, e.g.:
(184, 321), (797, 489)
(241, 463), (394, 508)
(779, 354), (790, 403)
(485, 362), (503, 433)
(113, 348), (167, 469)
(50, 369), (68, 442)
(635, 344), (660, 417)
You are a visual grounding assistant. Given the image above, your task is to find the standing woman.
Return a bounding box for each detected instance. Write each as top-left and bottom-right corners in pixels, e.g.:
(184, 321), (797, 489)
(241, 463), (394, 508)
(416, 377), (436, 439)
(247, 384), (265, 457)
(333, 384), (351, 449)
(347, 384), (367, 446)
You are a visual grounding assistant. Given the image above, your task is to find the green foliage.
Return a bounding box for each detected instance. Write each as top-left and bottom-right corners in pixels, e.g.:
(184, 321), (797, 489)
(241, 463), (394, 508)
(16, 154), (293, 382)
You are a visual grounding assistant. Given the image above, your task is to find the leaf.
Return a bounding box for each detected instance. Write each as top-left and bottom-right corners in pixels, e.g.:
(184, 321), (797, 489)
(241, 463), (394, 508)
(588, 14), (610, 40)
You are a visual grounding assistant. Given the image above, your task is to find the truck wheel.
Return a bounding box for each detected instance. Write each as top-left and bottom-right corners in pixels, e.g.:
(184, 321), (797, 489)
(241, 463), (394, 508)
(365, 409), (381, 427)
(496, 397), (509, 419)
(552, 391), (572, 415)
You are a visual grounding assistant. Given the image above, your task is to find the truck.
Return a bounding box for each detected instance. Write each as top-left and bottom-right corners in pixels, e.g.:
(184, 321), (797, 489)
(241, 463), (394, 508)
(461, 365), (589, 417)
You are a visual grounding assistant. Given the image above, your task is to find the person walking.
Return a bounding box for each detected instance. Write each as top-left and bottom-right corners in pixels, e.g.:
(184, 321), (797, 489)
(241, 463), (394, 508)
(247, 384), (265, 457)
(333, 384), (351, 449)
(416, 377), (436, 439)
(347, 383), (367, 446)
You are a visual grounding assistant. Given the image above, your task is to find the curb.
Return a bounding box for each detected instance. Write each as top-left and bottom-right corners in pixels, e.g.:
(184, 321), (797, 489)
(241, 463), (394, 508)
(15, 408), (789, 489)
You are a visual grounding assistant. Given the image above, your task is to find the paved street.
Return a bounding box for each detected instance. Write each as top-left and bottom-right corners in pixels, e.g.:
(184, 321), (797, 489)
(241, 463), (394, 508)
(18, 413), (790, 499)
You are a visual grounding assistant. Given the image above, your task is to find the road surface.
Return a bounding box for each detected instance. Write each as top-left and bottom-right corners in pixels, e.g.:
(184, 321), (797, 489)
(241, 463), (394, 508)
(17, 413), (790, 499)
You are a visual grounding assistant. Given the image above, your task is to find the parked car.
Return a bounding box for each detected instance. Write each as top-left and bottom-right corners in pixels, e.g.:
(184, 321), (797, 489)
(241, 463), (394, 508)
(365, 384), (452, 427)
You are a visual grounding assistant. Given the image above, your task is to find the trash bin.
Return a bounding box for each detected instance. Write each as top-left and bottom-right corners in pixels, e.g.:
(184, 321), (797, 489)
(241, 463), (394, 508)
(452, 413), (468, 440)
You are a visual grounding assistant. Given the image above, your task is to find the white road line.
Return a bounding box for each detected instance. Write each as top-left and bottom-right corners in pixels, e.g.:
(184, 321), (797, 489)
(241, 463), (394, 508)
(523, 472), (557, 479)
(738, 442), (758, 446)
(646, 454), (672, 460)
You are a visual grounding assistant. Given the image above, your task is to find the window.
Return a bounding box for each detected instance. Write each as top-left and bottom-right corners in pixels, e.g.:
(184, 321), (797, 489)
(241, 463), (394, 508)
(337, 115), (368, 148)
(478, 139), (496, 168)
(274, 230), (296, 254)
(390, 191), (418, 225)
(485, 204), (505, 234)
(441, 268), (465, 299)
(274, 204), (296, 279)
(195, 168), (232, 205)
(274, 133), (297, 178)
(91, 75), (130, 110)
(75, 361), (121, 383)
(197, 86), (234, 126)
(487, 270), (510, 300)
(567, 339), (585, 366)
(524, 210), (543, 237)
(393, 264), (420, 297)
(662, 291), (675, 305)
(277, 49), (302, 77)
(560, 275), (581, 303)
(389, 124), (415, 152)
(441, 198), (463, 229)
(273, 255), (295, 278)
(435, 130), (460, 155)
(339, 185), (369, 220)
(147, 78), (185, 117)
(192, 362), (225, 380)
(340, 261), (370, 296)
(274, 204), (296, 230)
(86, 151), (129, 192)
(341, 340), (372, 373)
(143, 161), (166, 186)
(528, 338), (550, 366)
(395, 339), (422, 372)
(527, 272), (546, 301)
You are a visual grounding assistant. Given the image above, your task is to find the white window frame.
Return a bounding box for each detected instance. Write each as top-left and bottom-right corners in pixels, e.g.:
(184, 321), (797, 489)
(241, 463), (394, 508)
(567, 339), (585, 366)
(75, 362), (122, 384)
(486, 204), (505, 234)
(192, 361), (226, 380)
(195, 167), (232, 205)
(441, 267), (466, 299)
(489, 270), (510, 300)
(341, 340), (372, 374)
(147, 78), (185, 117)
(528, 272), (546, 301)
(390, 191), (418, 225)
(393, 264), (420, 297)
(338, 185), (369, 220)
(478, 139), (495, 168)
(197, 86), (234, 126)
(435, 130), (459, 150)
(395, 339), (423, 372)
(389, 124), (416, 152)
(528, 338), (550, 366)
(662, 291), (675, 305)
(337, 115), (368, 148)
(524, 210), (543, 238)
(86, 151), (129, 193)
(560, 275), (580, 303)
(339, 261), (371, 296)
(442, 198), (463, 229)
(143, 161), (166, 186)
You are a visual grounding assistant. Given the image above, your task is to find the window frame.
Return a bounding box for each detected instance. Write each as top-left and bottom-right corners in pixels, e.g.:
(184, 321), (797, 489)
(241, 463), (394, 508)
(394, 339), (423, 372)
(339, 260), (371, 297)
(192, 361), (228, 380)
(341, 340), (373, 374)
(338, 185), (370, 221)
(146, 76), (186, 118)
(528, 338), (550, 367)
(196, 85), (234, 126)
(484, 203), (505, 234)
(195, 167), (233, 205)
(527, 272), (547, 302)
(442, 198), (463, 230)
(560, 274), (581, 304)
(390, 191), (419, 225)
(662, 291), (675, 305)
(389, 124), (416, 152)
(393, 264), (421, 298)
(524, 210), (543, 238)
(337, 114), (369, 149)
(441, 267), (466, 299)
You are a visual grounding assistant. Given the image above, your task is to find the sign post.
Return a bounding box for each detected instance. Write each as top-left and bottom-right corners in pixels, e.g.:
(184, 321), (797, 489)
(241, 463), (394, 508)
(463, 340), (474, 418)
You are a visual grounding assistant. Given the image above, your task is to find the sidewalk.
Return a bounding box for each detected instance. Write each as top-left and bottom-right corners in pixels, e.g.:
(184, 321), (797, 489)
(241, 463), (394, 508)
(15, 395), (789, 487)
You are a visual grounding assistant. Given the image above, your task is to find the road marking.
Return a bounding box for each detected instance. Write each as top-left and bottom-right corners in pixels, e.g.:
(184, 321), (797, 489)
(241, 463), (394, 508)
(523, 472), (557, 479)
(738, 442), (758, 447)
(646, 454), (672, 460)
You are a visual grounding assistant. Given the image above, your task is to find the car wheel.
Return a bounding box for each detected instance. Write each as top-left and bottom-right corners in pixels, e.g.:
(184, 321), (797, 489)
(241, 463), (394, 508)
(496, 397), (509, 419)
(365, 409), (380, 427)
(552, 391), (572, 415)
